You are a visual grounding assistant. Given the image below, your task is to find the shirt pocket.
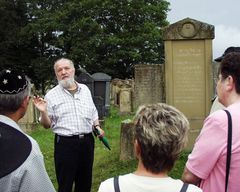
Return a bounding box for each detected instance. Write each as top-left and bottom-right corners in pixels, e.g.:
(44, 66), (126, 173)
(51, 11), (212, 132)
(74, 98), (93, 121)
(50, 101), (70, 123)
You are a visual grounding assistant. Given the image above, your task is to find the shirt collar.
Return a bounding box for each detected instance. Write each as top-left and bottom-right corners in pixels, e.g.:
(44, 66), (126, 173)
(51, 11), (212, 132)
(0, 115), (23, 133)
(76, 82), (82, 93)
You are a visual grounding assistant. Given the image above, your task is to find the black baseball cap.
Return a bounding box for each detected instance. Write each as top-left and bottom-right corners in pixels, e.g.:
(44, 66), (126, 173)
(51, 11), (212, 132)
(214, 46), (240, 62)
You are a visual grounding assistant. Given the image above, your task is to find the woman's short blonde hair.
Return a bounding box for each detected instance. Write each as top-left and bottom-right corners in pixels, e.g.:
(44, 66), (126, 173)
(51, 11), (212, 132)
(133, 103), (189, 173)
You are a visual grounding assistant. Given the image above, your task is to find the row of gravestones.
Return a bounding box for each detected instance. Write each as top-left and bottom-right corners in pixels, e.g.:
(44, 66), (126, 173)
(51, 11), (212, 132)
(76, 72), (111, 120)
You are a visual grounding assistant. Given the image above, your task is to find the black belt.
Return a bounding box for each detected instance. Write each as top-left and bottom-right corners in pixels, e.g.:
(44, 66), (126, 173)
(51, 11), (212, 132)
(56, 132), (92, 139)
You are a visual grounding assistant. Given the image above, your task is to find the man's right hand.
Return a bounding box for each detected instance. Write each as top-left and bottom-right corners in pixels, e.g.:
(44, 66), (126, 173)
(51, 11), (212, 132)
(33, 95), (47, 113)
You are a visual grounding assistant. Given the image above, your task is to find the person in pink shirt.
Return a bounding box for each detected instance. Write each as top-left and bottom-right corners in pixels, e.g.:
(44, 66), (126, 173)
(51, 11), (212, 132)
(182, 52), (240, 191)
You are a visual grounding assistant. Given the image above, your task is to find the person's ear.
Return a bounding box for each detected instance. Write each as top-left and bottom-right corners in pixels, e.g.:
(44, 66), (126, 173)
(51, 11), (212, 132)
(134, 139), (141, 158)
(226, 75), (234, 91)
(21, 96), (30, 109)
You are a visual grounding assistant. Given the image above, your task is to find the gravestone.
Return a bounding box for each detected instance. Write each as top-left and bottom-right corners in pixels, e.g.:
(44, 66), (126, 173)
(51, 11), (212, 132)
(76, 72), (94, 96)
(163, 18), (214, 150)
(119, 88), (132, 114)
(110, 78), (122, 105)
(120, 119), (135, 160)
(134, 64), (165, 110)
(93, 96), (105, 120)
(92, 73), (111, 118)
(19, 100), (37, 133)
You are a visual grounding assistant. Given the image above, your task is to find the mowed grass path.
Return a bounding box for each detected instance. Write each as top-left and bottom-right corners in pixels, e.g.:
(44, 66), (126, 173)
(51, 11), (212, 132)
(30, 106), (189, 192)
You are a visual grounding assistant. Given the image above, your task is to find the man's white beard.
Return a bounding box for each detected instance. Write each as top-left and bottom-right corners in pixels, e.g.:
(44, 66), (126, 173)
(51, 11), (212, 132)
(59, 77), (75, 89)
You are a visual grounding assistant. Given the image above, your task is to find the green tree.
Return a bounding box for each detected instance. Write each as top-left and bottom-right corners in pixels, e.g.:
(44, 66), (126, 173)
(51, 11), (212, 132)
(0, 0), (53, 94)
(26, 0), (170, 79)
(0, 0), (38, 73)
(23, 0), (62, 94)
(0, 0), (170, 92)
(92, 0), (170, 78)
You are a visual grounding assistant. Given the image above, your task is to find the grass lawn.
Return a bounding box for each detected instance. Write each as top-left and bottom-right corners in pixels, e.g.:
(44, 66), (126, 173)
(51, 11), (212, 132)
(30, 106), (190, 192)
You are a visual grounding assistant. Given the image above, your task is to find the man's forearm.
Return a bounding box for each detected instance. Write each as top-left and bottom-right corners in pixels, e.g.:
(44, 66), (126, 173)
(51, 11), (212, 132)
(182, 167), (201, 186)
(40, 111), (51, 129)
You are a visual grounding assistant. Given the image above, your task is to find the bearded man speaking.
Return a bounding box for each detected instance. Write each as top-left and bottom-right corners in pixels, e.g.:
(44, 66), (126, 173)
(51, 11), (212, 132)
(33, 58), (104, 192)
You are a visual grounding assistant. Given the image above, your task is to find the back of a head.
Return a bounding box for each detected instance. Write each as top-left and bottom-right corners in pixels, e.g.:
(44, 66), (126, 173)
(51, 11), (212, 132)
(133, 103), (189, 174)
(220, 52), (240, 94)
(0, 69), (31, 114)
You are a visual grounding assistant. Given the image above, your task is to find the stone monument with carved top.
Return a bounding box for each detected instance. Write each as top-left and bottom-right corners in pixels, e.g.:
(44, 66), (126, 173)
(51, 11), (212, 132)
(163, 18), (214, 150)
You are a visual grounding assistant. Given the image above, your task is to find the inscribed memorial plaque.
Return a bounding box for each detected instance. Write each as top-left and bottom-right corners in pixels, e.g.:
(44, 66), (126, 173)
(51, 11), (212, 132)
(172, 40), (205, 117)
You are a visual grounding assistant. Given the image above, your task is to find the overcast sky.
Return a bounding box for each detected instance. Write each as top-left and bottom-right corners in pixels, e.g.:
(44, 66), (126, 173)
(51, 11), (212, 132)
(167, 0), (240, 59)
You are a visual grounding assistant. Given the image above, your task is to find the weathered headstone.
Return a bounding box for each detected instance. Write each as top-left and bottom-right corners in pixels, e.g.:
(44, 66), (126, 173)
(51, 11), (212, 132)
(163, 17), (214, 150)
(76, 72), (94, 96)
(110, 78), (121, 105)
(92, 73), (111, 118)
(19, 100), (37, 133)
(119, 88), (132, 114)
(120, 119), (135, 160)
(93, 96), (105, 120)
(134, 64), (165, 110)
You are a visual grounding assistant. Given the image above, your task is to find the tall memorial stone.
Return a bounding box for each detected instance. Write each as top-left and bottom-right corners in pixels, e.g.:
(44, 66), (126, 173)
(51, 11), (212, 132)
(163, 18), (214, 149)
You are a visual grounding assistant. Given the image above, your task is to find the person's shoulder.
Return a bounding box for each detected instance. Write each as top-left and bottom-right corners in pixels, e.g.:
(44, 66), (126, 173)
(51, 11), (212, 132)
(98, 174), (131, 192)
(49, 84), (61, 92)
(77, 83), (92, 93)
(22, 136), (46, 170)
(0, 123), (32, 178)
(45, 85), (61, 97)
(226, 102), (240, 113)
(203, 110), (228, 133)
(187, 183), (202, 192)
(77, 82), (89, 89)
(207, 109), (228, 122)
(26, 135), (42, 153)
(98, 177), (114, 192)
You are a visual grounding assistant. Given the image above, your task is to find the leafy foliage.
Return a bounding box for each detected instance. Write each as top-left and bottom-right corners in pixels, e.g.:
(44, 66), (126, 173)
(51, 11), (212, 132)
(0, 0), (37, 72)
(46, 0), (170, 78)
(0, 0), (170, 92)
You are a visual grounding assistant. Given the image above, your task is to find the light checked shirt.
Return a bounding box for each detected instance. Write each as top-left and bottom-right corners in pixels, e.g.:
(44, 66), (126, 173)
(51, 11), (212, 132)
(44, 82), (98, 136)
(0, 115), (56, 192)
